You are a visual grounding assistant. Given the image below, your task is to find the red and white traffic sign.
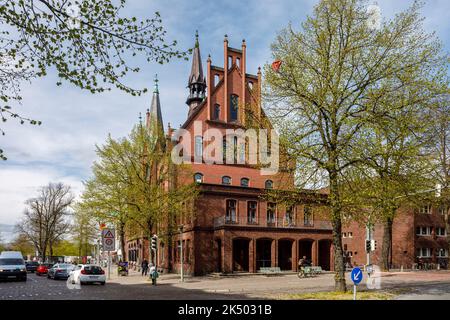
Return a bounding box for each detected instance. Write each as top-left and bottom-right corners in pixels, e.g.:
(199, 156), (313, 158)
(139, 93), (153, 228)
(101, 228), (115, 251)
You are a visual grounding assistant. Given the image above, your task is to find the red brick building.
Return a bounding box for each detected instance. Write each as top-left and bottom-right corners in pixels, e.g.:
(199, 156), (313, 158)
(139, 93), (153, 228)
(125, 33), (334, 275)
(342, 204), (449, 270)
(125, 33), (450, 275)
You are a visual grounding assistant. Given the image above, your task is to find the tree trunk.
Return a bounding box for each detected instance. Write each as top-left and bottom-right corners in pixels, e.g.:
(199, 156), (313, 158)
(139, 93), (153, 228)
(119, 222), (126, 261)
(148, 220), (154, 266)
(381, 216), (394, 271)
(41, 243), (47, 262)
(329, 170), (346, 292)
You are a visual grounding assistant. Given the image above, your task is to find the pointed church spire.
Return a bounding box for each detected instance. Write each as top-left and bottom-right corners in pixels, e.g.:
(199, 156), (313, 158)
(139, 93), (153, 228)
(147, 74), (165, 150)
(186, 31), (206, 115)
(153, 73), (159, 93)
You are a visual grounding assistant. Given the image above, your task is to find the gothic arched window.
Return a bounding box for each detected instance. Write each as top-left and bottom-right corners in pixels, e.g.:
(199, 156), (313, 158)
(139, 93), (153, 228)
(240, 178), (249, 187)
(222, 176), (231, 185)
(194, 173), (203, 183)
(265, 180), (273, 189)
(230, 94), (239, 122)
(214, 104), (220, 120)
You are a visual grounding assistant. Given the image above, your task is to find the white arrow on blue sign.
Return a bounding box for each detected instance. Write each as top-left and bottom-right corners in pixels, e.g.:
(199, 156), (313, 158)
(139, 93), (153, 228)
(350, 267), (363, 285)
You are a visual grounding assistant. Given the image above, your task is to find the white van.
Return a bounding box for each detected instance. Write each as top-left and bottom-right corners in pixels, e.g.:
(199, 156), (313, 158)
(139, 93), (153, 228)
(0, 251), (27, 281)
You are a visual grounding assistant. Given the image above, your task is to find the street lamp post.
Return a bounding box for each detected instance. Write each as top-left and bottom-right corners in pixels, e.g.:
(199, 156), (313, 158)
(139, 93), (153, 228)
(179, 225), (184, 282)
(97, 239), (101, 265)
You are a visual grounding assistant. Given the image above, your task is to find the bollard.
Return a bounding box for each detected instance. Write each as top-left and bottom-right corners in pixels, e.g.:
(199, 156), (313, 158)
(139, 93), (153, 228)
(400, 265), (403, 272)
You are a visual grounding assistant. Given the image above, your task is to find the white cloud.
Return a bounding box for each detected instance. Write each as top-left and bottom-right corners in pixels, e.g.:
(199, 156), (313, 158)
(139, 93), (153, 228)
(0, 165), (83, 225)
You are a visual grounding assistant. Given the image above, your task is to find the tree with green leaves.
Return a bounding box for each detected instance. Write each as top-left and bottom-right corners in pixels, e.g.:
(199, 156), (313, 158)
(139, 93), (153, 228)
(79, 166), (130, 259)
(52, 240), (79, 256)
(426, 94), (450, 254)
(80, 122), (199, 264)
(0, 0), (188, 160)
(72, 203), (98, 257)
(264, 0), (447, 291)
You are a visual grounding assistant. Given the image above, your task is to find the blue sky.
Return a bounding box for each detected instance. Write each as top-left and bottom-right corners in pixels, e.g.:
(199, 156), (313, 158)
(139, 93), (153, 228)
(0, 0), (449, 228)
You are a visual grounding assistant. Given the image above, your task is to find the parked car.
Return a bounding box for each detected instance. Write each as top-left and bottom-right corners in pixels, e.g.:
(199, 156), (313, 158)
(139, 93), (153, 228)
(70, 264), (106, 285)
(0, 251), (27, 281)
(25, 261), (39, 273)
(47, 263), (75, 280)
(36, 263), (54, 276)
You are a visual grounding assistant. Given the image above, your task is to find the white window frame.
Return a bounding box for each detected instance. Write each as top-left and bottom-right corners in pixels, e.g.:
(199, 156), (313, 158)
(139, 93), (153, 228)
(417, 226), (432, 236)
(437, 249), (449, 257)
(417, 248), (432, 258)
(436, 227), (447, 237)
(194, 136), (203, 159)
(419, 204), (432, 214)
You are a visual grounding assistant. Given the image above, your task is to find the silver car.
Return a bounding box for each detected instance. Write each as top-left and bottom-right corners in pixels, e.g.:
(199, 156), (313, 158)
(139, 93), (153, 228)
(47, 263), (75, 280)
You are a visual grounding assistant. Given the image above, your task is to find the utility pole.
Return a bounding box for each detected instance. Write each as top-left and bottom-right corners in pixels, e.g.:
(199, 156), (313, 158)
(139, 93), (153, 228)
(108, 251), (111, 280)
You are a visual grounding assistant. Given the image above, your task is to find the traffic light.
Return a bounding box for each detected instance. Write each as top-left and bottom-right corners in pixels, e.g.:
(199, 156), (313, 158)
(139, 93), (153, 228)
(365, 240), (371, 253)
(371, 239), (377, 251)
(151, 234), (158, 252)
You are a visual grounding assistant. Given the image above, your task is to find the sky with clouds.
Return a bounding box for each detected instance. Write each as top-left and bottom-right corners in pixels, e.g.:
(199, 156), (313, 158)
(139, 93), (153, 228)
(0, 0), (449, 230)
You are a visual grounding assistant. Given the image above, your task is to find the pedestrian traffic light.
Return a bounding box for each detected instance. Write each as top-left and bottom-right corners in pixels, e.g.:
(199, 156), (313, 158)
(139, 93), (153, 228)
(371, 239), (377, 251)
(151, 234), (158, 252)
(365, 240), (371, 253)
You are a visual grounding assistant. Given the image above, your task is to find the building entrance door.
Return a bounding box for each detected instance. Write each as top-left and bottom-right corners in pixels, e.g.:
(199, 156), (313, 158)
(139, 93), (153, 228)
(278, 240), (293, 271)
(233, 239), (249, 272)
(256, 239), (272, 270)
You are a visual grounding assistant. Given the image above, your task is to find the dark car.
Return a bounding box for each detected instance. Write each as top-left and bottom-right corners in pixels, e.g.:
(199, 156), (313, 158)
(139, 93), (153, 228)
(36, 263), (53, 276)
(47, 263), (75, 280)
(0, 259), (27, 281)
(25, 261), (39, 273)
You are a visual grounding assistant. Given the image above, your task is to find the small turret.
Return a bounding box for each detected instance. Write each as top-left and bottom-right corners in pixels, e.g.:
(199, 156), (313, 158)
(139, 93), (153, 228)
(186, 30), (206, 116)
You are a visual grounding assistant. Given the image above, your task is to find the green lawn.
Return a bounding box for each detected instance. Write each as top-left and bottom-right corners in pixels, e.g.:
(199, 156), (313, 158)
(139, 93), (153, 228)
(275, 291), (398, 300)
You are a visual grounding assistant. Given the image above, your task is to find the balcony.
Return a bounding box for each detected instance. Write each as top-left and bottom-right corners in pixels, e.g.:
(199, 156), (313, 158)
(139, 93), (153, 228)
(213, 216), (333, 230)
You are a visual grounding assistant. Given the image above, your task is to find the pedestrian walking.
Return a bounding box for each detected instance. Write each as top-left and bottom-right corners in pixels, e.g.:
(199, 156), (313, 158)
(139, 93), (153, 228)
(149, 263), (158, 286)
(141, 259), (149, 276)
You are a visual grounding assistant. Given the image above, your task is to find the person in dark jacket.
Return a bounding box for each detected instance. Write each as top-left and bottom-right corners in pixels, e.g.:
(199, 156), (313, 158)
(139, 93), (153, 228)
(141, 259), (149, 276)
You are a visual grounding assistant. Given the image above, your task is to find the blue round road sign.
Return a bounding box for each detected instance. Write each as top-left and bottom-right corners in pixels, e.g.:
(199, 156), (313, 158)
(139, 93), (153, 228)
(351, 267), (363, 285)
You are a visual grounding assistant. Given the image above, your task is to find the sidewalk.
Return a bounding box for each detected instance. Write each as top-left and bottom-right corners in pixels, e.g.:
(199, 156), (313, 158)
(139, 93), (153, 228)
(105, 265), (188, 285)
(103, 266), (450, 299)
